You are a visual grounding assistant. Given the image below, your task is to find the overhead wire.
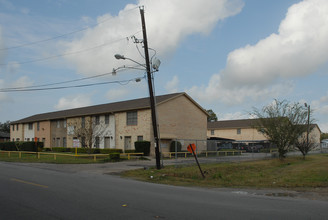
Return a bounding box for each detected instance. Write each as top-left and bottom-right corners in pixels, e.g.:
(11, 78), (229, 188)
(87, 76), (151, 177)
(0, 30), (142, 66)
(0, 66), (144, 91)
(0, 76), (146, 92)
(0, 6), (139, 51)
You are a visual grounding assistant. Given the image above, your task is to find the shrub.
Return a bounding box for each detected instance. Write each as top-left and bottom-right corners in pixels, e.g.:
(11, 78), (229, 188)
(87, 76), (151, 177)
(170, 141), (182, 152)
(51, 147), (71, 152)
(0, 142), (17, 151)
(100, 149), (122, 154)
(124, 149), (136, 154)
(0, 141), (43, 152)
(135, 141), (150, 156)
(109, 153), (120, 161)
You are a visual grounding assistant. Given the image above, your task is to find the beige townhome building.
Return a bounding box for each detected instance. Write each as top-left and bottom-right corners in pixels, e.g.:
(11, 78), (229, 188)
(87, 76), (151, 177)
(10, 93), (208, 154)
(207, 119), (321, 146)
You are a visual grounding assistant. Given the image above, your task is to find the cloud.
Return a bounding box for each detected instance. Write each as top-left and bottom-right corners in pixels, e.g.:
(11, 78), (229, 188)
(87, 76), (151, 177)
(11, 76), (33, 88)
(165, 75), (179, 93)
(217, 111), (249, 120)
(189, 0), (328, 104)
(0, 79), (9, 101)
(55, 94), (92, 110)
(63, 0), (244, 76)
(105, 88), (129, 101)
(0, 26), (5, 63)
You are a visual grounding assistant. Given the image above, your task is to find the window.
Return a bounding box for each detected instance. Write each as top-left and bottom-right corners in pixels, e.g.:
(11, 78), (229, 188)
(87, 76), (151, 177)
(127, 111), (137, 125)
(137, 136), (143, 141)
(57, 120), (60, 128)
(16, 138), (20, 141)
(63, 137), (67, 148)
(95, 116), (100, 125)
(12, 125), (15, 131)
(237, 128), (241, 135)
(105, 114), (110, 124)
(211, 130), (214, 135)
(81, 117), (85, 128)
(63, 120), (67, 128)
(28, 123), (33, 130)
(16, 124), (19, 131)
(95, 136), (100, 148)
(37, 122), (40, 131)
(42, 138), (45, 143)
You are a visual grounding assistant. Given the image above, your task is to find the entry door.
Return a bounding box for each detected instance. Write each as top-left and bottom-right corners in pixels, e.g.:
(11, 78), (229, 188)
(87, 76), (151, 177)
(104, 137), (110, 149)
(124, 136), (131, 151)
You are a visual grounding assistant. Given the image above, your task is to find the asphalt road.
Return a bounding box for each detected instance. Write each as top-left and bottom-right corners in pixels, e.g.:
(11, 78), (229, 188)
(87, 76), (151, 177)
(1, 161), (327, 219)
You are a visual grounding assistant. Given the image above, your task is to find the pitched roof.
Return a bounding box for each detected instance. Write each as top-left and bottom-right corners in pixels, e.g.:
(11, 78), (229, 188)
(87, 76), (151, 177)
(12, 93), (198, 124)
(208, 119), (321, 132)
(208, 119), (260, 129)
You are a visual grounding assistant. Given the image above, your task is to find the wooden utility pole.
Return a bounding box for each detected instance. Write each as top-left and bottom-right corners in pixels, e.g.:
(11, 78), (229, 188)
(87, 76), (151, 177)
(139, 6), (161, 169)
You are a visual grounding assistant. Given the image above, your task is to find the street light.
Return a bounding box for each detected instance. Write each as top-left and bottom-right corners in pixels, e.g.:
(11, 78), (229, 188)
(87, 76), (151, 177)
(304, 103), (310, 147)
(114, 53), (162, 169)
(114, 54), (146, 68)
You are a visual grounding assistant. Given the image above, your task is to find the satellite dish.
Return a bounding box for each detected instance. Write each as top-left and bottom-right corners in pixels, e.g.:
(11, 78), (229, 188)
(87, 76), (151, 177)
(152, 58), (161, 71)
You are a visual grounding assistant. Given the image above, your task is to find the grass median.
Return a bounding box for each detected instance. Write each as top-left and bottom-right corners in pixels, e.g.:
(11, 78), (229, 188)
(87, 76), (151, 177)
(122, 154), (328, 191)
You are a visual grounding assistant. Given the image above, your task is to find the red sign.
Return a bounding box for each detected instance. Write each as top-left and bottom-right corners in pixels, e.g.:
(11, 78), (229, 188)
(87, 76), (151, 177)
(34, 137), (38, 142)
(187, 143), (196, 153)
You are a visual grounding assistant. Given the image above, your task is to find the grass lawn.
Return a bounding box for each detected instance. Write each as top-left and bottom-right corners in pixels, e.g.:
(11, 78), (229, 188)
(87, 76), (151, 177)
(0, 151), (116, 164)
(122, 154), (328, 191)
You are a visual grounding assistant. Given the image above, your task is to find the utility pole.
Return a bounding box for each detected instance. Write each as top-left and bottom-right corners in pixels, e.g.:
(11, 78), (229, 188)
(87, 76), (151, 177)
(139, 6), (161, 169)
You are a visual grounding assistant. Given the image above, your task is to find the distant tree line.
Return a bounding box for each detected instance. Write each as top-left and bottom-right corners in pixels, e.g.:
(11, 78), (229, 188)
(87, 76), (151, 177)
(0, 121), (10, 133)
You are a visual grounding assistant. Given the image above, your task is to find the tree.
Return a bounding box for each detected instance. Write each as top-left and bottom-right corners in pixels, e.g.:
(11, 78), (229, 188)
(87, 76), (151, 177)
(0, 120), (11, 133)
(321, 133), (328, 141)
(206, 109), (218, 122)
(252, 99), (312, 159)
(68, 117), (107, 153)
(294, 130), (316, 159)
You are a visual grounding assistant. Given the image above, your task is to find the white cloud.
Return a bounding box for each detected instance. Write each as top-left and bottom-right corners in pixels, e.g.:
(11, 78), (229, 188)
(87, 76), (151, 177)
(55, 94), (92, 110)
(165, 75), (179, 93)
(0, 26), (5, 63)
(320, 122), (328, 133)
(11, 76), (33, 88)
(63, 0), (244, 76)
(0, 79), (9, 101)
(217, 111), (249, 120)
(105, 88), (129, 101)
(189, 0), (328, 104)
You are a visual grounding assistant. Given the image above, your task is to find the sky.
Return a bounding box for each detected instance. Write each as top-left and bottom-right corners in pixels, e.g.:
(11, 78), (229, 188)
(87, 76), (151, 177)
(0, 0), (328, 132)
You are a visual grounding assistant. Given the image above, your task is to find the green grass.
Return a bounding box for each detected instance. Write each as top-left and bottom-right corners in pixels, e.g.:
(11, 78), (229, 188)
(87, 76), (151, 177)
(0, 151), (118, 164)
(122, 154), (328, 191)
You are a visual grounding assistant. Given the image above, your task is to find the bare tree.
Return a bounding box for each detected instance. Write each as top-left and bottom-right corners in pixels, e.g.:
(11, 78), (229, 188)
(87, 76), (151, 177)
(68, 116), (106, 153)
(294, 126), (316, 159)
(252, 99), (312, 159)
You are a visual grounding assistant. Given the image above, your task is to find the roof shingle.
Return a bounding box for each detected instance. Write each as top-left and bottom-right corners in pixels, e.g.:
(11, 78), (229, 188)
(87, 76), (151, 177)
(12, 93), (185, 124)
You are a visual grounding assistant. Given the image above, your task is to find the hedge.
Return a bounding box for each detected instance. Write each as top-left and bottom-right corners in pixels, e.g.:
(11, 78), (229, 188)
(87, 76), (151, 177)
(44, 147), (122, 154)
(134, 141), (150, 156)
(0, 141), (43, 152)
(170, 141), (182, 152)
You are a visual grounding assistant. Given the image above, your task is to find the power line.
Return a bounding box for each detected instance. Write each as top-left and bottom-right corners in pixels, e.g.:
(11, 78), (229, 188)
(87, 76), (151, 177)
(0, 31), (142, 66)
(0, 66), (143, 91)
(0, 6), (139, 51)
(0, 72), (112, 91)
(0, 76), (145, 92)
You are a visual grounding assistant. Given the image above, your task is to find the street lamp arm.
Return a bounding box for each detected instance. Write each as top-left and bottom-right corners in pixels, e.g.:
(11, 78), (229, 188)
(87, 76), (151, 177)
(114, 54), (146, 68)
